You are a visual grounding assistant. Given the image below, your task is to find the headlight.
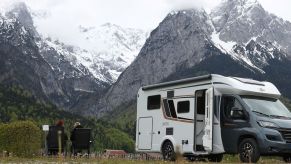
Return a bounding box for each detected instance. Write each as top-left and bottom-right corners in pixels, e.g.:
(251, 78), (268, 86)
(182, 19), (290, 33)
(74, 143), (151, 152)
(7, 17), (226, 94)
(258, 121), (279, 128)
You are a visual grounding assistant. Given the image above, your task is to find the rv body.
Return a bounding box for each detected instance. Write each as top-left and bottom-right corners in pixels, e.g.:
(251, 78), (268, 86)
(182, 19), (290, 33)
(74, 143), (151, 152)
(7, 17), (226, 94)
(135, 74), (291, 162)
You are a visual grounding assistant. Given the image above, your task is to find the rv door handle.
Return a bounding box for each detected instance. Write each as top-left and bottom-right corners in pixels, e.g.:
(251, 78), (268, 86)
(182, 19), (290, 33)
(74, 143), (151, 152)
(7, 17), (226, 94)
(138, 132), (141, 135)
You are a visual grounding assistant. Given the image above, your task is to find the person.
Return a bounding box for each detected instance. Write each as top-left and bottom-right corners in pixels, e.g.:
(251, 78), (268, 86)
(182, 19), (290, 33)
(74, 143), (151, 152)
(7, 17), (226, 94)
(56, 120), (69, 143)
(70, 122), (83, 155)
(47, 120), (68, 155)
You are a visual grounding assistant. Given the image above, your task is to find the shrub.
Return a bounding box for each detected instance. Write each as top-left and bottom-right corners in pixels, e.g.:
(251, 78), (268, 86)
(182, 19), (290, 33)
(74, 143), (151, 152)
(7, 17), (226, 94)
(104, 128), (135, 153)
(0, 121), (41, 157)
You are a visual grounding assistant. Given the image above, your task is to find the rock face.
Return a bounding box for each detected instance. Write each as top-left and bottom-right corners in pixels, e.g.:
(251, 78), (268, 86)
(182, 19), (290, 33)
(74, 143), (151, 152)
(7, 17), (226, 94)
(92, 0), (291, 117)
(0, 13), (65, 106)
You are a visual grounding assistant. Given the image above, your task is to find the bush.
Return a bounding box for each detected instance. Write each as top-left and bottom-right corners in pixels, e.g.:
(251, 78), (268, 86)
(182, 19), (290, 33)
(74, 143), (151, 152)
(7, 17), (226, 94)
(0, 121), (41, 157)
(104, 128), (135, 153)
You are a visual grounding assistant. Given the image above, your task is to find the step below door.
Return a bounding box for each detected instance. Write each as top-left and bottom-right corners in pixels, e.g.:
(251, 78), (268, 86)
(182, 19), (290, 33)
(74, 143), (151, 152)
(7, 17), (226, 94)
(138, 117), (153, 150)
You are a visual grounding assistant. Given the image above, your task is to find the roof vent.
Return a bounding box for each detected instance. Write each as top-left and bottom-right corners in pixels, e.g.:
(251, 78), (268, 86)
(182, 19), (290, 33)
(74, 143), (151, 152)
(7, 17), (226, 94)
(167, 91), (174, 98)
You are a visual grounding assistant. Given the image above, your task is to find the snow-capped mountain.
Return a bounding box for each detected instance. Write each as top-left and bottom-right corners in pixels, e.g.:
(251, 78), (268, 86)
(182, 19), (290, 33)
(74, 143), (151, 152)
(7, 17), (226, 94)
(90, 0), (291, 117)
(74, 23), (148, 82)
(210, 0), (291, 72)
(33, 14), (148, 83)
(5, 1), (148, 84)
(0, 2), (146, 115)
(0, 2), (113, 114)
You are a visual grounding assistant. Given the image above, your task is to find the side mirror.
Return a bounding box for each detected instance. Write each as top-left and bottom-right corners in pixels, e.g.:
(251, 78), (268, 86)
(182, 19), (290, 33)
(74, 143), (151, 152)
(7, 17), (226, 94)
(230, 107), (245, 119)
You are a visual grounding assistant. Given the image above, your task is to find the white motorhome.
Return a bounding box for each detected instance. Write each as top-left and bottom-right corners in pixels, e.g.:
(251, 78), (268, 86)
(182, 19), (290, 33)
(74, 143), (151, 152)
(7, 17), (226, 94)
(135, 74), (291, 163)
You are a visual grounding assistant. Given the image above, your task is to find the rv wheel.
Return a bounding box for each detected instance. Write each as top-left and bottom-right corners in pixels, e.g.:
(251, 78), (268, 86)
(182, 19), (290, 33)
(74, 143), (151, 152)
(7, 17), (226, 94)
(208, 154), (223, 162)
(283, 154), (291, 163)
(162, 141), (176, 161)
(239, 138), (260, 163)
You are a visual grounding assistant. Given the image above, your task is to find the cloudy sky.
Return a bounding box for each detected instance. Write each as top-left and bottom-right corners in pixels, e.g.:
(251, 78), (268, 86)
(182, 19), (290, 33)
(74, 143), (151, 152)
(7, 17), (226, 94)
(0, 0), (290, 43)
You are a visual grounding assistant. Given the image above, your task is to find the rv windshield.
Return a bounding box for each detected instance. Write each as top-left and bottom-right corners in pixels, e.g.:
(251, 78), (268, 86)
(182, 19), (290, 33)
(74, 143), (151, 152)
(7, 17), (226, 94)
(241, 96), (291, 119)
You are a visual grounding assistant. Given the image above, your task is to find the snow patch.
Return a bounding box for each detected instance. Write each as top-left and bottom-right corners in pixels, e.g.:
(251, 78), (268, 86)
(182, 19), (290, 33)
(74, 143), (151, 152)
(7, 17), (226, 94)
(211, 32), (236, 54)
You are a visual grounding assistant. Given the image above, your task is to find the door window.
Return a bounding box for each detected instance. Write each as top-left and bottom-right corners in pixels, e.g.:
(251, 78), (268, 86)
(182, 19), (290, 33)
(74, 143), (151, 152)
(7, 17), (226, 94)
(196, 90), (206, 115)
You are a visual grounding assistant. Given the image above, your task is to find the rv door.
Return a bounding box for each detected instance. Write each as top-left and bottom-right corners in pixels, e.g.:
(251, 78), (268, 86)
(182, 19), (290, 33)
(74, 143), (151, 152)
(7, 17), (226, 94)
(203, 87), (214, 152)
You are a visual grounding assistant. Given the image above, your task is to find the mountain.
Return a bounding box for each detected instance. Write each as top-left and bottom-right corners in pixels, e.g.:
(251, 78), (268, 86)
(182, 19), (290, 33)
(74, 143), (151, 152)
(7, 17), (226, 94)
(0, 2), (148, 114)
(211, 0), (291, 57)
(36, 24), (148, 83)
(0, 2), (110, 114)
(92, 0), (291, 117)
(33, 14), (148, 83)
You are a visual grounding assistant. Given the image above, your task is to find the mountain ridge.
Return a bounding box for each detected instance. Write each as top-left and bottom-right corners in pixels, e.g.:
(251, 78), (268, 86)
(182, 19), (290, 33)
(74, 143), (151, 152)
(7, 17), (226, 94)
(90, 0), (291, 117)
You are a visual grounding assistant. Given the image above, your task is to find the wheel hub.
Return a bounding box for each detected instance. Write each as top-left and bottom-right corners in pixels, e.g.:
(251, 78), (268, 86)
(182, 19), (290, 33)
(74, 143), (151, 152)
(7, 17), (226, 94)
(242, 143), (254, 160)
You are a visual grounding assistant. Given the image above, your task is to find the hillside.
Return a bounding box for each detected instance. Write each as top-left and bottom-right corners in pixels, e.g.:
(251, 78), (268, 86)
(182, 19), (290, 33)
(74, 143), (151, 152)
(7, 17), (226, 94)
(0, 84), (134, 152)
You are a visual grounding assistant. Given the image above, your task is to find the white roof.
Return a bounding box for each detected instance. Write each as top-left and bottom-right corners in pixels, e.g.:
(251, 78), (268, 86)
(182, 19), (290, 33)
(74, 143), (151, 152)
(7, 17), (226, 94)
(211, 74), (281, 98)
(141, 74), (281, 98)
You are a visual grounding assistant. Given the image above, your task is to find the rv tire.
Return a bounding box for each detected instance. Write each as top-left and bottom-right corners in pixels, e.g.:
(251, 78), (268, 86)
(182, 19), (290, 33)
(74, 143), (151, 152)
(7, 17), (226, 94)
(208, 154), (223, 162)
(162, 141), (176, 161)
(238, 138), (260, 163)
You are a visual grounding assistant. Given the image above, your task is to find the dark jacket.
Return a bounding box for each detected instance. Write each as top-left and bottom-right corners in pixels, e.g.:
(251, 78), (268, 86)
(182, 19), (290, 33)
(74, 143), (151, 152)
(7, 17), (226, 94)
(70, 125), (83, 141)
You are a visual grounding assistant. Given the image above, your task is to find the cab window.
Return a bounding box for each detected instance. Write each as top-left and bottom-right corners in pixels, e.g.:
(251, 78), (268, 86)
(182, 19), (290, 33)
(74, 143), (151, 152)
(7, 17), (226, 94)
(221, 96), (246, 120)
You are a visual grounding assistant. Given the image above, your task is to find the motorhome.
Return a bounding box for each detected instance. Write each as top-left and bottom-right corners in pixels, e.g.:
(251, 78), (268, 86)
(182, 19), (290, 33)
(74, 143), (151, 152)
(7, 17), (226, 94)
(135, 74), (291, 163)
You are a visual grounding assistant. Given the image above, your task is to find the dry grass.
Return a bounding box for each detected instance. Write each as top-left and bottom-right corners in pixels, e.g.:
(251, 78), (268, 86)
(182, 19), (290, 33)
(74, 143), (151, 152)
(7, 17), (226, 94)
(0, 155), (284, 164)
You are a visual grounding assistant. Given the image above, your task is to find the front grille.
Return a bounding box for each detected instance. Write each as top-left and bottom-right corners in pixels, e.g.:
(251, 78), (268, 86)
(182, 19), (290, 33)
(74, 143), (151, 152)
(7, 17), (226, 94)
(278, 128), (291, 143)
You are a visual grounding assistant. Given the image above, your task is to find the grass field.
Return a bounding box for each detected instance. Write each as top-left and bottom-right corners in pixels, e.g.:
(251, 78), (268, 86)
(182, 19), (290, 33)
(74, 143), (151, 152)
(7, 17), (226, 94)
(0, 155), (284, 163)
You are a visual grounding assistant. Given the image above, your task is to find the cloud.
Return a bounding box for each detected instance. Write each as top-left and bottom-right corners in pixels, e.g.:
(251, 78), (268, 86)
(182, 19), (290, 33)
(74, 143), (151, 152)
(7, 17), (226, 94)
(1, 0), (291, 46)
(167, 0), (221, 12)
(258, 0), (291, 23)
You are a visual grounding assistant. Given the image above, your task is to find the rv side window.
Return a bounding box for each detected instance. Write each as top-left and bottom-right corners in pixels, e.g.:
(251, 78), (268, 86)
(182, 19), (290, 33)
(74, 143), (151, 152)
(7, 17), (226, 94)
(177, 101), (190, 113)
(147, 95), (161, 110)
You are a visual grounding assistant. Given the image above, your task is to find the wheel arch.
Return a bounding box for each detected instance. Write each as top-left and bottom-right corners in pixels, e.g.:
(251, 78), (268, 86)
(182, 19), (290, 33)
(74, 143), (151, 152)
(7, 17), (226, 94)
(237, 134), (258, 152)
(160, 136), (176, 152)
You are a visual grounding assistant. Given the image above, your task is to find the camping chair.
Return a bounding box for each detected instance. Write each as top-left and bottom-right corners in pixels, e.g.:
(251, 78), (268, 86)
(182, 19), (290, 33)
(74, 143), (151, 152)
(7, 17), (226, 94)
(46, 126), (67, 155)
(71, 128), (92, 156)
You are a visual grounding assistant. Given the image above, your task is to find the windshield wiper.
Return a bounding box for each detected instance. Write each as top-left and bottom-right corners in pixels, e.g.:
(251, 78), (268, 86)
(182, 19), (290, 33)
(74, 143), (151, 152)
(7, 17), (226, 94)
(252, 110), (270, 117)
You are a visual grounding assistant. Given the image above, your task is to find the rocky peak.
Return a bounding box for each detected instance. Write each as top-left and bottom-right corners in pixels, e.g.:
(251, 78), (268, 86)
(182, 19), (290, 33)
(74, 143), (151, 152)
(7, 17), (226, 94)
(142, 9), (213, 55)
(211, 0), (266, 38)
(5, 2), (38, 36)
(166, 9), (213, 33)
(211, 0), (291, 57)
